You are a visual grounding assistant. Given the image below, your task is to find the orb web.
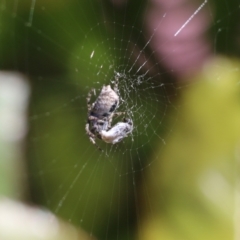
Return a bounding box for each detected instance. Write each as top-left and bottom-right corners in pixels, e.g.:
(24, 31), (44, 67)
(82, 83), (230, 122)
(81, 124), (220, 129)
(1, 0), (240, 239)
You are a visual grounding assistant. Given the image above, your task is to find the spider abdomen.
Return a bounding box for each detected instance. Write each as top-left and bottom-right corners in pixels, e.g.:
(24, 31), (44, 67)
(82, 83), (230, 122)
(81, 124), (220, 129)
(91, 85), (119, 118)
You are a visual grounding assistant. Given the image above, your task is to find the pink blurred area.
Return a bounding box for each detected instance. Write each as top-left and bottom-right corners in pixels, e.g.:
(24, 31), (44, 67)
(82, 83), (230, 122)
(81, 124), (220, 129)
(144, 0), (213, 78)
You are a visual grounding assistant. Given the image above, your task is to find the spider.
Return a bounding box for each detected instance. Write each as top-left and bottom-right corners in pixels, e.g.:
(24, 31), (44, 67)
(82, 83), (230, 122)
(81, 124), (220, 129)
(85, 79), (133, 150)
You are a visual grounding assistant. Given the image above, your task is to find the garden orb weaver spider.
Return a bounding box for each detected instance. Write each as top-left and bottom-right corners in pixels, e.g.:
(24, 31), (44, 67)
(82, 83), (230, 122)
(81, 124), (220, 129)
(85, 78), (133, 150)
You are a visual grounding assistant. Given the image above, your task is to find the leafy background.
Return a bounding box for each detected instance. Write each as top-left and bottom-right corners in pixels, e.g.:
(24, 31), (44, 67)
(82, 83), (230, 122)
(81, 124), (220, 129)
(0, 0), (240, 240)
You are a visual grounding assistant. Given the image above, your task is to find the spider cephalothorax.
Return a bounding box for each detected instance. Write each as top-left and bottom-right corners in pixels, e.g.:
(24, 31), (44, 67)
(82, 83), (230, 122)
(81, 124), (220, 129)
(85, 79), (133, 149)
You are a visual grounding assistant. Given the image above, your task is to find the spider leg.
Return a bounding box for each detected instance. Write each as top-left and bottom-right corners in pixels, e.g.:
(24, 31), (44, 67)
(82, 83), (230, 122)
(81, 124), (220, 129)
(92, 140), (103, 152)
(86, 88), (96, 112)
(85, 123), (103, 152)
(85, 123), (95, 139)
(107, 112), (125, 129)
(113, 111), (125, 117)
(113, 74), (119, 93)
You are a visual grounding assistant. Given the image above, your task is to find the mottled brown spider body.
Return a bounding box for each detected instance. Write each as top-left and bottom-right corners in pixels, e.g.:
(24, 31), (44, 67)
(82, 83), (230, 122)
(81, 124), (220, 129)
(85, 79), (133, 149)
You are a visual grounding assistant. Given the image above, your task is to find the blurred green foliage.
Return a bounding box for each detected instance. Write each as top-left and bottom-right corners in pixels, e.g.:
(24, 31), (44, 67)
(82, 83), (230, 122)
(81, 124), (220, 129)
(0, 0), (240, 240)
(140, 57), (240, 240)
